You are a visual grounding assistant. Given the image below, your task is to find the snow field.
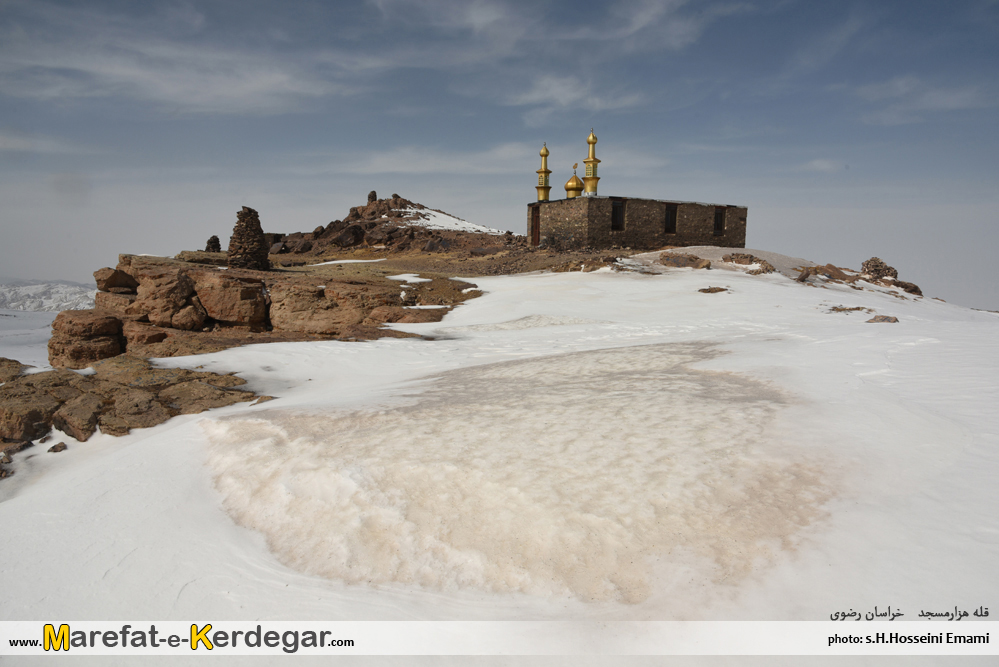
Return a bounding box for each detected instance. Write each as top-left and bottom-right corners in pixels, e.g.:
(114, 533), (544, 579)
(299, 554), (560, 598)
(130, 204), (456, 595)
(1, 260), (997, 643)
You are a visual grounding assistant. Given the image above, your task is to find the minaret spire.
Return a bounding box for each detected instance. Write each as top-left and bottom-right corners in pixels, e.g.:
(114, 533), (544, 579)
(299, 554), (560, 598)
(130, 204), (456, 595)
(582, 128), (600, 196)
(536, 142), (552, 201)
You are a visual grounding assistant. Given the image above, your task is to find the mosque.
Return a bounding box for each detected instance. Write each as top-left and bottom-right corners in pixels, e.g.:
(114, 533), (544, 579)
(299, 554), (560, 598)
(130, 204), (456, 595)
(527, 130), (747, 250)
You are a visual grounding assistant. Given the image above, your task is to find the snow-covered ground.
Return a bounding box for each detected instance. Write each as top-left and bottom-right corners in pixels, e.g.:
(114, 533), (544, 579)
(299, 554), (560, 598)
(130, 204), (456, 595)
(1, 250), (997, 664)
(0, 281), (95, 311)
(0, 309), (57, 369)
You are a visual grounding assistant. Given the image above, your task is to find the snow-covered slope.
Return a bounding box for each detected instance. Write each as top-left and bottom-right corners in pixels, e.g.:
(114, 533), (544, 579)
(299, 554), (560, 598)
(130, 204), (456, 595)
(1, 249), (997, 661)
(398, 206), (507, 235)
(0, 281), (95, 311)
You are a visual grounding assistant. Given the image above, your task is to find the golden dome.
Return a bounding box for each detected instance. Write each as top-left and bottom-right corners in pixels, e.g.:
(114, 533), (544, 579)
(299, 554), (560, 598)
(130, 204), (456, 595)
(586, 128), (597, 145)
(564, 167), (584, 198)
(540, 143), (550, 157)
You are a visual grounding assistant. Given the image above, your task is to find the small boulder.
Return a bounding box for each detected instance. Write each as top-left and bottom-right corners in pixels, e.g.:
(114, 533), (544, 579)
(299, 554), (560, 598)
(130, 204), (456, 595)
(51, 393), (105, 442)
(659, 253), (711, 269)
(48, 442), (68, 453)
(93, 267), (139, 292)
(867, 315), (899, 323)
(0, 357), (28, 383)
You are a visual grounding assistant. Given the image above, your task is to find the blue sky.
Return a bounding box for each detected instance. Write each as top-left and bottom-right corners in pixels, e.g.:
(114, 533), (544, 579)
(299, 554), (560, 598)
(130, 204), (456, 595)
(2, 0), (997, 308)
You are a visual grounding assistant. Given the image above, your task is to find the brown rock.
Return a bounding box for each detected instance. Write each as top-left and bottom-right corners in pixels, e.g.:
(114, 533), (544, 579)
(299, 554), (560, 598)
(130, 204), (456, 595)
(158, 381), (255, 414)
(698, 287), (727, 293)
(48, 333), (122, 370)
(867, 315), (899, 323)
(113, 388), (172, 430)
(227, 206), (270, 271)
(51, 393), (105, 442)
(192, 273), (267, 329)
(659, 253), (711, 269)
(94, 267), (139, 292)
(94, 290), (138, 316)
(171, 296), (208, 331)
(893, 280), (922, 296)
(0, 391), (60, 441)
(0, 357), (27, 383)
(268, 284), (360, 334)
(52, 310), (123, 337)
(205, 235), (221, 253)
(129, 267), (195, 327)
(367, 190), (378, 204)
(331, 224), (365, 248)
(48, 442), (68, 453)
(98, 414), (130, 436)
(122, 321), (169, 346)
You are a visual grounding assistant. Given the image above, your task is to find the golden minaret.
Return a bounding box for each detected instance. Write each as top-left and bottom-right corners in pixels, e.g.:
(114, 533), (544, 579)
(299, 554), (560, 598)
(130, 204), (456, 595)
(536, 143), (552, 201)
(564, 163), (584, 199)
(582, 128), (600, 196)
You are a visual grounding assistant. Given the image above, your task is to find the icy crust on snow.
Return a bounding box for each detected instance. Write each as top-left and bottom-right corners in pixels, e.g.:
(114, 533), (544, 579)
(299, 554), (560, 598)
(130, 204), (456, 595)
(398, 207), (506, 235)
(206, 343), (828, 602)
(0, 282), (95, 311)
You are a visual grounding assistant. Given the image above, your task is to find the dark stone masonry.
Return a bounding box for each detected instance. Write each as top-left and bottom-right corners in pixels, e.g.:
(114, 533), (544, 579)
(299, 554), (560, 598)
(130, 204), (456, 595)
(205, 235), (221, 253)
(227, 207), (270, 271)
(527, 196), (747, 251)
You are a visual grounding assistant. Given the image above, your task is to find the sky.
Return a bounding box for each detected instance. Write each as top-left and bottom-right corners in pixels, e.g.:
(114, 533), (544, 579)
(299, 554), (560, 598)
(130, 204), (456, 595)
(1, 0), (997, 309)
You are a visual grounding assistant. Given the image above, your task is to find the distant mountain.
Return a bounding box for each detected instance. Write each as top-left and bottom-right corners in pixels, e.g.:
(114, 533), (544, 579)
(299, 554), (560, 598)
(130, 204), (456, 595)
(0, 280), (96, 312)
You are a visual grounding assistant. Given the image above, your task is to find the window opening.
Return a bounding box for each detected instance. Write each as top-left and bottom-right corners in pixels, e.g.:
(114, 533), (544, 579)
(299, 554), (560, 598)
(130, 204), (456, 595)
(664, 204), (677, 234)
(611, 200), (625, 231)
(713, 207), (726, 236)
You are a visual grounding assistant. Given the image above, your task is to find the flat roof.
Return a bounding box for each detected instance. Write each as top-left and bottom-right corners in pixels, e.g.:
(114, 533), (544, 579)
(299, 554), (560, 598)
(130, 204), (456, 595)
(528, 195), (747, 208)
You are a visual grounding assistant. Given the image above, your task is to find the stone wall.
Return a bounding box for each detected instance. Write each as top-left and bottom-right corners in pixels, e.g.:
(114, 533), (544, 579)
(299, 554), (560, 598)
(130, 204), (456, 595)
(530, 198), (589, 250)
(530, 197), (747, 250)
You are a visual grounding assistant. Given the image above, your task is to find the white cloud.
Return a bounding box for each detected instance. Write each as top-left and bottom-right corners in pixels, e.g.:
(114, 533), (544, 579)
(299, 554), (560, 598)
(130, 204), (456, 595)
(854, 76), (990, 125)
(0, 2), (353, 114)
(0, 133), (97, 154)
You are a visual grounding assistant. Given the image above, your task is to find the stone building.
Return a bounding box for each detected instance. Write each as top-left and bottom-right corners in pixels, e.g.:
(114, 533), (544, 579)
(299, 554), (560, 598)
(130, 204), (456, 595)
(527, 130), (747, 250)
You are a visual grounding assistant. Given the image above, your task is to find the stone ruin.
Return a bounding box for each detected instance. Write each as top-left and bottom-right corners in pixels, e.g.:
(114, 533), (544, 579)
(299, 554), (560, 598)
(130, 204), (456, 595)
(861, 257), (898, 281)
(227, 206), (270, 271)
(205, 235), (221, 253)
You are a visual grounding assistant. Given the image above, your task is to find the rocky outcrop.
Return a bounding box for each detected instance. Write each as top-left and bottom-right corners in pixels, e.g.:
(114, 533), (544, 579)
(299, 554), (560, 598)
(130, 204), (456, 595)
(723, 253), (776, 275)
(861, 257), (897, 281)
(47, 310), (124, 369)
(0, 355), (262, 463)
(227, 206), (270, 271)
(269, 281), (401, 335)
(190, 273), (267, 330)
(0, 357), (28, 382)
(859, 258), (921, 295)
(205, 235), (221, 253)
(658, 253), (711, 269)
(93, 268), (138, 292)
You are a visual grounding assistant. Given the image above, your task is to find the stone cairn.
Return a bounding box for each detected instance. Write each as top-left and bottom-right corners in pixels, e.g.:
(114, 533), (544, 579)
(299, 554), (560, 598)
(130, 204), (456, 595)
(861, 257), (897, 280)
(367, 190), (378, 204)
(227, 206), (270, 271)
(205, 235), (221, 253)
